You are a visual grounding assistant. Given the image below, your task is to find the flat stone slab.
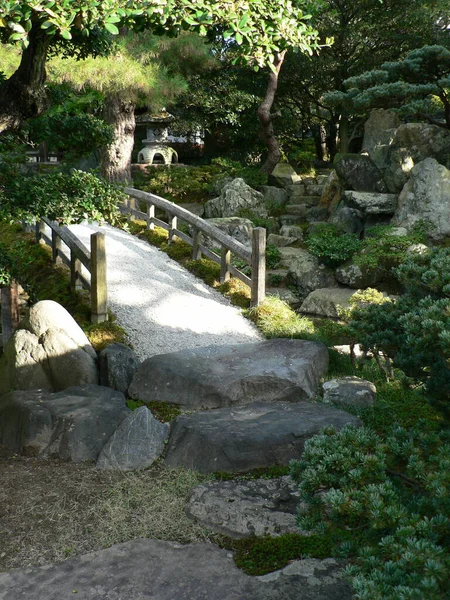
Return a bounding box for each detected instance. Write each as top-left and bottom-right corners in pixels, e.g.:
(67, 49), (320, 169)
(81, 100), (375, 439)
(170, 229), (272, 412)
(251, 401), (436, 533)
(129, 339), (329, 409)
(0, 539), (352, 600)
(187, 476), (301, 537)
(164, 401), (360, 473)
(0, 384), (129, 461)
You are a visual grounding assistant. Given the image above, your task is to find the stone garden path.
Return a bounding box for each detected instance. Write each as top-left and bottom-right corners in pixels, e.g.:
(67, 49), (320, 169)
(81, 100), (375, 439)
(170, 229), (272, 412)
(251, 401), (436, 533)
(69, 222), (261, 359)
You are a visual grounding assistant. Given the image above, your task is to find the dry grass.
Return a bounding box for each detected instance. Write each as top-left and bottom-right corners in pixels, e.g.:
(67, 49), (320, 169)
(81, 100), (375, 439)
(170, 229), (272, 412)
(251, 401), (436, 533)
(0, 453), (214, 572)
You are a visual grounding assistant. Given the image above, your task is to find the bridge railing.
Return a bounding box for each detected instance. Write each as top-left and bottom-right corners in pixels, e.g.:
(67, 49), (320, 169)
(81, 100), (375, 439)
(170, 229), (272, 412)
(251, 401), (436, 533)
(123, 187), (266, 307)
(35, 218), (107, 323)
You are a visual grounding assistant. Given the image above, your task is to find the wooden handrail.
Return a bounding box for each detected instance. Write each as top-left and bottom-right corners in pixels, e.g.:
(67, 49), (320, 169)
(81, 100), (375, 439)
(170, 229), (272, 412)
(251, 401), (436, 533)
(35, 220), (107, 323)
(123, 186), (266, 307)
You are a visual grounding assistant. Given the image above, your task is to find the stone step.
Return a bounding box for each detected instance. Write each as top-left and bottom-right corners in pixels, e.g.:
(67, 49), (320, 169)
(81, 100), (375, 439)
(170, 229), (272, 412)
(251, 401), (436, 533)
(286, 195), (319, 206)
(279, 214), (305, 226)
(285, 204), (308, 216)
(164, 401), (360, 473)
(305, 184), (324, 196)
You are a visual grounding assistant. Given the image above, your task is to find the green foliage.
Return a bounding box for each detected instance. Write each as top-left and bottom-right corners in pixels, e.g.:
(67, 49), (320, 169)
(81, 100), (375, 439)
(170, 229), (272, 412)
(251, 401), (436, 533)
(327, 45), (450, 128)
(349, 248), (450, 413)
(290, 423), (450, 599)
(306, 224), (363, 268)
(265, 244), (281, 269)
(135, 161), (267, 205)
(0, 242), (12, 286)
(228, 533), (334, 576)
(126, 399), (181, 423)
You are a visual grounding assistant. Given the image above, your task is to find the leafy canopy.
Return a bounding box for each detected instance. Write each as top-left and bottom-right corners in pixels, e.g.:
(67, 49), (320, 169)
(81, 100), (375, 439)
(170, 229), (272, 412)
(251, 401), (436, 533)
(0, 0), (322, 68)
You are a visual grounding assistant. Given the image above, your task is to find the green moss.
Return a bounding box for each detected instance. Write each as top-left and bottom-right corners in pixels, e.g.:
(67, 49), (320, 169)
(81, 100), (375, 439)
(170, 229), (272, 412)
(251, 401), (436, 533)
(126, 399), (181, 423)
(224, 533), (334, 576)
(185, 258), (221, 286)
(217, 278), (251, 308)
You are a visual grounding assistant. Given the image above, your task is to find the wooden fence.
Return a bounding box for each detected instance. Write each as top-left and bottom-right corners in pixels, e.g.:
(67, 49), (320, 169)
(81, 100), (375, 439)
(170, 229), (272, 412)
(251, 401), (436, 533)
(123, 187), (266, 307)
(35, 218), (107, 323)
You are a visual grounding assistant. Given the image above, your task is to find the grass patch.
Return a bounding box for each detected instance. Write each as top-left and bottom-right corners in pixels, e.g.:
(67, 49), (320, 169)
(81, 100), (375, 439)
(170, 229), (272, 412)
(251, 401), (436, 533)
(225, 533), (334, 576)
(246, 296), (315, 338)
(126, 399), (181, 423)
(0, 221), (127, 350)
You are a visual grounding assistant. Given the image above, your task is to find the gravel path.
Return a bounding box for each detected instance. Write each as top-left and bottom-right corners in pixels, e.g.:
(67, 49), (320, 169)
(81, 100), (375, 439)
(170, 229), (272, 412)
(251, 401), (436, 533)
(68, 222), (261, 360)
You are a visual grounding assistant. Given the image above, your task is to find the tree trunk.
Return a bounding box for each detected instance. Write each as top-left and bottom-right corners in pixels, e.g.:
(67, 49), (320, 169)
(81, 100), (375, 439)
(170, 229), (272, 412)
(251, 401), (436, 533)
(0, 23), (50, 133)
(258, 51), (286, 174)
(313, 123), (328, 162)
(99, 95), (136, 183)
(327, 116), (339, 162)
(339, 114), (350, 153)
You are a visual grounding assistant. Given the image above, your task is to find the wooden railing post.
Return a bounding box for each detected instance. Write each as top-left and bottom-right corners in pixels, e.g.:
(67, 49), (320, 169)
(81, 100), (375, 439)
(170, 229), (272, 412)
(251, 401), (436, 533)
(192, 228), (202, 260)
(90, 232), (107, 324)
(70, 252), (82, 292)
(1, 281), (19, 347)
(51, 230), (62, 264)
(220, 248), (231, 284)
(250, 227), (266, 307)
(35, 220), (45, 244)
(168, 214), (177, 244)
(147, 204), (155, 230)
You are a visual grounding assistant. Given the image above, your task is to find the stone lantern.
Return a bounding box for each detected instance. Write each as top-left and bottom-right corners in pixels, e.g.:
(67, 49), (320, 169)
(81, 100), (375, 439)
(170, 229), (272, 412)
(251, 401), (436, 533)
(136, 112), (179, 165)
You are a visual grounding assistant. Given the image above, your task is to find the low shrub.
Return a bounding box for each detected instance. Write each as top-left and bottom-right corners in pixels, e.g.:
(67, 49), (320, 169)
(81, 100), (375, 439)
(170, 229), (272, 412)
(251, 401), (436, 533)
(305, 224), (362, 268)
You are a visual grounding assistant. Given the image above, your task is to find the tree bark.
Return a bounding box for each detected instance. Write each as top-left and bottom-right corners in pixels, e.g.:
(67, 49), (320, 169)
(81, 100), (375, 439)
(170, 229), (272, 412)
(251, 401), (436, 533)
(258, 51), (286, 174)
(0, 23), (50, 133)
(98, 95), (136, 183)
(339, 114), (350, 153)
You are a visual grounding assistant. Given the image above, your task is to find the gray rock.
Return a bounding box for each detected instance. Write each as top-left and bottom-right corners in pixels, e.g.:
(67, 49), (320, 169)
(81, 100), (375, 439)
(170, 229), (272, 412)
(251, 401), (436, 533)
(335, 261), (383, 289)
(334, 153), (387, 193)
(319, 171), (344, 212)
(305, 184), (324, 197)
(266, 233), (297, 247)
(0, 538), (353, 600)
(129, 339), (329, 409)
(306, 206), (328, 223)
(343, 190), (398, 215)
(269, 163), (301, 188)
(384, 123), (450, 192)
(393, 158), (450, 241)
(278, 247), (338, 300)
(299, 288), (358, 318)
(266, 287), (302, 308)
(212, 175), (234, 195)
(204, 178), (267, 219)
(287, 183), (306, 197)
(0, 384), (129, 461)
(177, 203), (205, 217)
(186, 476), (300, 537)
(164, 401), (361, 473)
(407, 243), (429, 255)
(280, 225), (304, 241)
(99, 343), (140, 396)
(96, 406), (169, 470)
(323, 377), (377, 408)
(362, 109), (401, 158)
(259, 185), (288, 206)
(0, 300), (98, 395)
(328, 205), (364, 235)
(204, 217), (254, 248)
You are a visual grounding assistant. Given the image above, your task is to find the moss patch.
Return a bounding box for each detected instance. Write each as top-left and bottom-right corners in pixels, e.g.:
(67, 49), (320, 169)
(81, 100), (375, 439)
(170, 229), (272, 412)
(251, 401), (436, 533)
(126, 399), (181, 423)
(246, 296), (315, 338)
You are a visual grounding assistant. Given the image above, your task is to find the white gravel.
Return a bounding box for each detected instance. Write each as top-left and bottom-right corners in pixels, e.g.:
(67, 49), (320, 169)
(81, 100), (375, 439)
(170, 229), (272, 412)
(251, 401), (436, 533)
(68, 222), (262, 360)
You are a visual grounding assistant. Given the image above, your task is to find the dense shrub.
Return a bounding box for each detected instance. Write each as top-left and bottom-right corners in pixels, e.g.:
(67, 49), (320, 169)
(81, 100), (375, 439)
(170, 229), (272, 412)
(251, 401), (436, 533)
(305, 223), (363, 267)
(348, 248), (450, 413)
(290, 423), (450, 599)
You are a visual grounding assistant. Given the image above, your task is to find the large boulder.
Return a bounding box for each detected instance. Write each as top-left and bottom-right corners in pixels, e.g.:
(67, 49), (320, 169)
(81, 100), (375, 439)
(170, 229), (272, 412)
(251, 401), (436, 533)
(128, 339), (329, 409)
(278, 247), (338, 300)
(259, 185), (288, 206)
(299, 288), (357, 319)
(99, 343), (140, 396)
(384, 123), (450, 192)
(164, 401), (361, 473)
(96, 406), (169, 471)
(0, 300), (98, 395)
(342, 190), (398, 215)
(335, 260), (383, 289)
(393, 158), (450, 241)
(328, 205), (364, 235)
(0, 538), (353, 600)
(334, 153), (387, 193)
(319, 171), (344, 212)
(204, 178), (268, 218)
(204, 217), (254, 248)
(0, 384), (129, 460)
(186, 476), (300, 537)
(362, 108), (401, 164)
(268, 162), (301, 188)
